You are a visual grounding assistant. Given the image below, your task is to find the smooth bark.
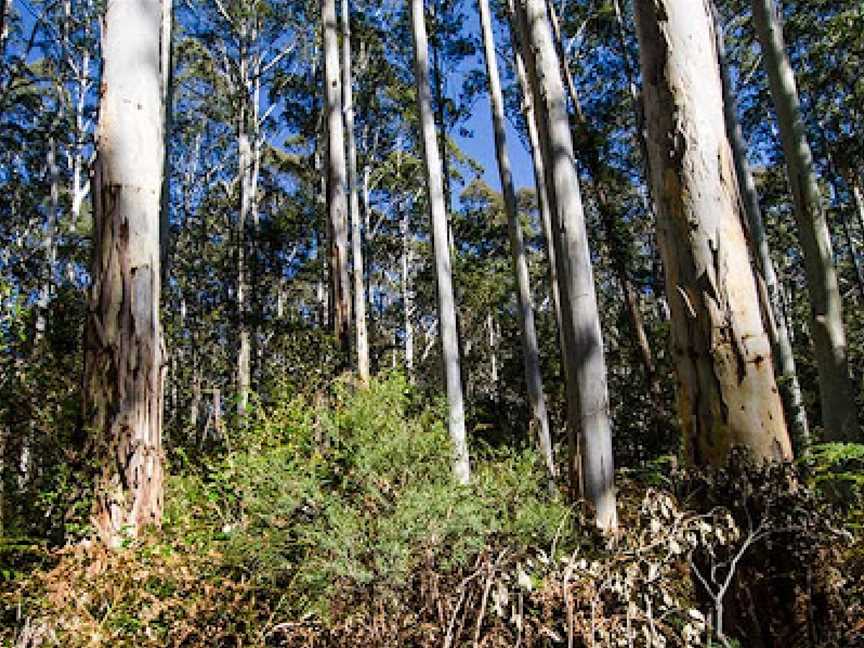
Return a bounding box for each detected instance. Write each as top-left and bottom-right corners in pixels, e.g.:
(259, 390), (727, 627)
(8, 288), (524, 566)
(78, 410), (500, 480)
(322, 0), (352, 357)
(341, 0), (369, 383)
(479, 0), (555, 480)
(714, 5), (809, 450)
(83, 0), (167, 544)
(634, 0), (792, 465)
(509, 22), (562, 349)
(751, 0), (858, 442)
(513, 0), (616, 528)
(410, 0), (469, 484)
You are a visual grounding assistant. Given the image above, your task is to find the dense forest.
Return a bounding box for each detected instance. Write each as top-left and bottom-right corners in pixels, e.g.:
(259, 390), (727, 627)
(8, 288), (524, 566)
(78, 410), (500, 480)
(1, 0), (863, 645)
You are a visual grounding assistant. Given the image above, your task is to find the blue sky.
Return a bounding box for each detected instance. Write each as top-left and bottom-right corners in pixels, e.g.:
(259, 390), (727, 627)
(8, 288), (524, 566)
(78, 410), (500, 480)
(451, 8), (537, 195)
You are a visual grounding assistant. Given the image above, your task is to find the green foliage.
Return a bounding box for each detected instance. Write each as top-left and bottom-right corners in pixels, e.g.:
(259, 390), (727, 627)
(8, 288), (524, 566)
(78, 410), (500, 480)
(164, 374), (571, 618)
(803, 443), (864, 524)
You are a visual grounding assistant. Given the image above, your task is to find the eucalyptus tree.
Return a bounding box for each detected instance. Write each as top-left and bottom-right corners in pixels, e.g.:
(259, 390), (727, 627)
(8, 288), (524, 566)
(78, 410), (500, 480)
(477, 0), (554, 480)
(341, 0), (369, 382)
(511, 0), (616, 528)
(410, 0), (469, 484)
(713, 4), (809, 450)
(751, 0), (859, 442)
(322, 0), (352, 358)
(634, 0), (792, 464)
(83, 0), (169, 544)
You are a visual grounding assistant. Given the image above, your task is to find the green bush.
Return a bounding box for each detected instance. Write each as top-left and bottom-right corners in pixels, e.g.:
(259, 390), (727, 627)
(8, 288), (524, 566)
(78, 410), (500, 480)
(159, 372), (571, 617)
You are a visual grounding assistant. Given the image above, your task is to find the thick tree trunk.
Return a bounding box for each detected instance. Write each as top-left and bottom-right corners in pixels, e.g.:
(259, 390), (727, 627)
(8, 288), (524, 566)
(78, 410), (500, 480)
(83, 0), (167, 545)
(634, 0), (792, 465)
(322, 0), (352, 359)
(479, 0), (555, 480)
(714, 6), (809, 451)
(751, 0), (858, 442)
(341, 0), (369, 383)
(513, 0), (616, 528)
(410, 0), (469, 485)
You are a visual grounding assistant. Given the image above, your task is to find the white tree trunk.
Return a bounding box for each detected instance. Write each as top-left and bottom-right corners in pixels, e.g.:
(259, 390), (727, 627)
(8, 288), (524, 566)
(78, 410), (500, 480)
(322, 0), (352, 358)
(479, 0), (555, 480)
(751, 0), (858, 442)
(410, 0), (469, 484)
(514, 0), (616, 528)
(84, 0), (167, 545)
(713, 5), (809, 451)
(401, 203), (415, 382)
(341, 0), (370, 383)
(634, 0), (792, 465)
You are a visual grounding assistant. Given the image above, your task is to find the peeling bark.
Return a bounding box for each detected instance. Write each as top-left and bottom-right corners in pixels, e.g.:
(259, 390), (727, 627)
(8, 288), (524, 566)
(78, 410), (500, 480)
(83, 0), (167, 544)
(713, 4), (809, 451)
(634, 0), (792, 466)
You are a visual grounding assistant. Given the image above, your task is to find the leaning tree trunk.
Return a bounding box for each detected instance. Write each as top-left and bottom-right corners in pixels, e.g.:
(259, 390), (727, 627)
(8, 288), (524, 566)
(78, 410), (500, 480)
(512, 0), (616, 529)
(410, 0), (470, 484)
(634, 0), (792, 465)
(478, 0), (555, 482)
(509, 26), (563, 350)
(751, 0), (858, 442)
(83, 0), (167, 545)
(713, 4), (809, 451)
(341, 0), (370, 383)
(322, 0), (352, 358)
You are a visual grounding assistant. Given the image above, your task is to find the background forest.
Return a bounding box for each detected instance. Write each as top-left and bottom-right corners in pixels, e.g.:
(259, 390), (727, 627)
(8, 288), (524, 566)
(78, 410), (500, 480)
(0, 0), (863, 645)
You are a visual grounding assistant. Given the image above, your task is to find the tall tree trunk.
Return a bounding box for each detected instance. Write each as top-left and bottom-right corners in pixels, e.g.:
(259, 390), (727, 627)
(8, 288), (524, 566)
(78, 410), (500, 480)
(410, 0), (469, 484)
(401, 202), (415, 383)
(83, 0), (167, 545)
(341, 0), (369, 383)
(545, 0), (658, 398)
(713, 5), (809, 451)
(479, 0), (555, 480)
(513, 0), (616, 529)
(159, 0), (173, 273)
(37, 135), (60, 341)
(751, 0), (858, 442)
(237, 121), (252, 416)
(634, 0), (792, 465)
(322, 0), (352, 359)
(509, 18), (563, 356)
(70, 44), (91, 230)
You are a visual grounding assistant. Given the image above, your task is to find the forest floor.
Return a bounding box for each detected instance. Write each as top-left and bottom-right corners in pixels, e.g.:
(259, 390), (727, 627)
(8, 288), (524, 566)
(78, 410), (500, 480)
(1, 375), (863, 647)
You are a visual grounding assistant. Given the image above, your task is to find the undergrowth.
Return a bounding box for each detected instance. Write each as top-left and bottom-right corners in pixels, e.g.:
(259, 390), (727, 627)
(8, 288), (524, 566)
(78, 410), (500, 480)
(1, 374), (862, 646)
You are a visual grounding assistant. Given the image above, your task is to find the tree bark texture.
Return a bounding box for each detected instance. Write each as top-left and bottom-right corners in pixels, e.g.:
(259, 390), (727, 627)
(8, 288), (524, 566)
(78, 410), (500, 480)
(478, 0), (555, 481)
(513, 0), (616, 529)
(341, 0), (370, 383)
(713, 4), (809, 451)
(323, 0), (352, 358)
(634, 0), (793, 465)
(751, 0), (859, 442)
(83, 0), (167, 544)
(410, 0), (470, 485)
